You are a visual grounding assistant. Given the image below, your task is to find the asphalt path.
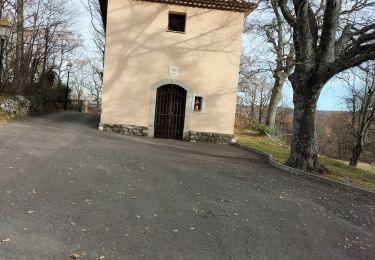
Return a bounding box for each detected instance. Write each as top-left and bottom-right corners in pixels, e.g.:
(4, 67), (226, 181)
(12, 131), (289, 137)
(0, 112), (374, 259)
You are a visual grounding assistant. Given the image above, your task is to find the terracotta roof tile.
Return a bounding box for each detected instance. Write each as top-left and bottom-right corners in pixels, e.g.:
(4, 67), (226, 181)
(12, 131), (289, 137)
(135, 0), (256, 13)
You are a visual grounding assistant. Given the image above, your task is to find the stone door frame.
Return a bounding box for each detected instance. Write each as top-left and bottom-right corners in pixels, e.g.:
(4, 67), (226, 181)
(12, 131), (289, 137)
(148, 79), (193, 140)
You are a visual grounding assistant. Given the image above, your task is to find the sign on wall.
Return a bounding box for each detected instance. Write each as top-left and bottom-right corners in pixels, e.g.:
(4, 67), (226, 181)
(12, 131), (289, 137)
(168, 66), (179, 77)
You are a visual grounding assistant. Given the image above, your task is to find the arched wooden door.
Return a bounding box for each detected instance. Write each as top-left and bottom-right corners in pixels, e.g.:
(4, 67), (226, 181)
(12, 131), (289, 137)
(154, 84), (187, 139)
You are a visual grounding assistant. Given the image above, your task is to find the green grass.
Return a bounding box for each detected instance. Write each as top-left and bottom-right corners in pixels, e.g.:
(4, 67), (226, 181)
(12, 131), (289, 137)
(0, 96), (9, 123)
(236, 133), (290, 163)
(236, 131), (375, 191)
(0, 110), (9, 123)
(356, 162), (375, 173)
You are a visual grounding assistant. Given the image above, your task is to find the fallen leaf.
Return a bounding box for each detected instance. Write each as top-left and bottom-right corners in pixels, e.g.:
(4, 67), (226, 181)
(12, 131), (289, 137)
(70, 253), (81, 259)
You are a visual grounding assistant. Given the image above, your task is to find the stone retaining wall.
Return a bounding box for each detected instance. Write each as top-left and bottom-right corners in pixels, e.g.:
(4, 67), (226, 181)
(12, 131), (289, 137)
(0, 95), (31, 119)
(0, 95), (66, 121)
(99, 123), (148, 136)
(189, 131), (234, 144)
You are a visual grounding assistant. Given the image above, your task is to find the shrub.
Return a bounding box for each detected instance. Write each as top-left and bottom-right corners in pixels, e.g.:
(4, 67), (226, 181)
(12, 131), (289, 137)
(247, 123), (270, 135)
(0, 109), (8, 123)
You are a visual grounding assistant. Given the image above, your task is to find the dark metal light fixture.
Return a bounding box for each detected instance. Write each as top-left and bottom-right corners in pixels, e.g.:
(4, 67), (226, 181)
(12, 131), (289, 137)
(64, 62), (73, 110)
(0, 19), (9, 86)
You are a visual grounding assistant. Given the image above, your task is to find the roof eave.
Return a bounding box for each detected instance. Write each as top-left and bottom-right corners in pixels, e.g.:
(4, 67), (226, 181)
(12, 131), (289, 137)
(135, 0), (257, 13)
(98, 0), (257, 32)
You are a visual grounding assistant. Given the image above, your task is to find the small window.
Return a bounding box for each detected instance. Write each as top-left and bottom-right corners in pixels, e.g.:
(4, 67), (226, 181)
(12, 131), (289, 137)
(168, 12), (186, 33)
(194, 96), (203, 112)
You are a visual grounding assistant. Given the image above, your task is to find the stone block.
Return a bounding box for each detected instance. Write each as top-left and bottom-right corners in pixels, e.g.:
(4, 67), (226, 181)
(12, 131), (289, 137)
(101, 123), (149, 137)
(189, 130), (234, 144)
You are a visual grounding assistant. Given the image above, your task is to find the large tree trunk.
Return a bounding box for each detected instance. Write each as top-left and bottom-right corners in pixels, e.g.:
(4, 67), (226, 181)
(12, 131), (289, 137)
(14, 0), (24, 94)
(0, 0), (4, 18)
(266, 77), (285, 128)
(349, 136), (364, 167)
(250, 95), (256, 122)
(258, 103), (262, 123)
(286, 84), (324, 173)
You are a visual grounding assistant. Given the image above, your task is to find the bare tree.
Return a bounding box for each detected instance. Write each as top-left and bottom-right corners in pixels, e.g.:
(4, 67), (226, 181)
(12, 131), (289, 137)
(250, 0), (295, 128)
(14, 0), (24, 93)
(0, 0), (4, 18)
(257, 79), (272, 123)
(238, 54), (259, 122)
(238, 54), (272, 124)
(87, 60), (103, 108)
(86, 0), (105, 58)
(363, 126), (375, 163)
(315, 110), (352, 160)
(0, 0), (77, 94)
(77, 0), (105, 108)
(344, 63), (375, 166)
(70, 74), (86, 103)
(276, 0), (375, 173)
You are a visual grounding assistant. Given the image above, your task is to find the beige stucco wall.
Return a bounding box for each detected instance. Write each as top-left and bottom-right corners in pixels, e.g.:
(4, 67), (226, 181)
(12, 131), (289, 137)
(101, 0), (244, 135)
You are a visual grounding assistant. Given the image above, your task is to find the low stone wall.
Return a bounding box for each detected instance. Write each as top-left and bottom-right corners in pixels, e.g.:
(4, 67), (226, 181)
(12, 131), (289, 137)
(189, 131), (234, 144)
(0, 95), (31, 119)
(0, 95), (66, 122)
(99, 123), (148, 136)
(0, 95), (64, 122)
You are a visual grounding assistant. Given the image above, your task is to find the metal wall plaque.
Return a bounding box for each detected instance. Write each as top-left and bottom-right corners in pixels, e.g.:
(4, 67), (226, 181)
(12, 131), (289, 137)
(168, 66), (179, 77)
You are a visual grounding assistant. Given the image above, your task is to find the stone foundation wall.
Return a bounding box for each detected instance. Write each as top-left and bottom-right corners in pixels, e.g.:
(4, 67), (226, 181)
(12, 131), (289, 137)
(189, 131), (234, 144)
(99, 123), (148, 137)
(99, 124), (233, 143)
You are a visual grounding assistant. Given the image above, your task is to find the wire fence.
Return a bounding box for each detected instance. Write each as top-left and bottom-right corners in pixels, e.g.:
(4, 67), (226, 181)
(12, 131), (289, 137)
(268, 124), (292, 145)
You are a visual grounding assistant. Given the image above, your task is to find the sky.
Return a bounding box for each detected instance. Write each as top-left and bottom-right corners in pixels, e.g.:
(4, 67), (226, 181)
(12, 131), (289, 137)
(70, 0), (98, 57)
(70, 0), (348, 112)
(312, 81), (347, 111)
(283, 79), (348, 111)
